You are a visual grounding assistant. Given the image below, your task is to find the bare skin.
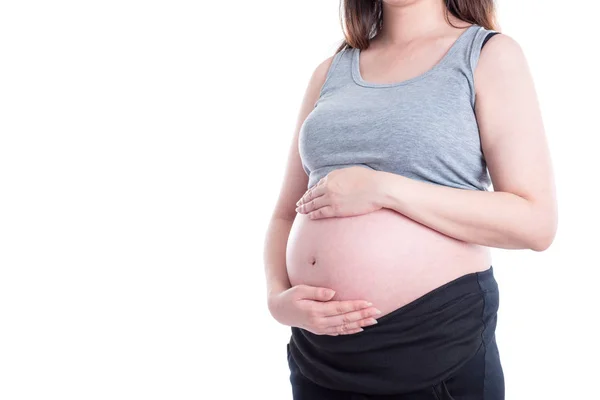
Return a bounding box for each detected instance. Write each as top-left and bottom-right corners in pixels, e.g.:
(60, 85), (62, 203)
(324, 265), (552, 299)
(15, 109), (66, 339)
(265, 0), (557, 335)
(264, 47), (380, 336)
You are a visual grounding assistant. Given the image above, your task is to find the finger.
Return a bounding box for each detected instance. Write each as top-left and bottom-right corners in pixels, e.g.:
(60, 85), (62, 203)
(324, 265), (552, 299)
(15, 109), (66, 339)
(322, 318), (379, 335)
(324, 306), (382, 326)
(308, 182), (326, 200)
(315, 300), (373, 317)
(308, 206), (334, 219)
(297, 195), (328, 214)
(339, 327), (364, 335)
(296, 185), (316, 206)
(295, 285), (336, 301)
(327, 327), (364, 336)
(297, 183), (326, 206)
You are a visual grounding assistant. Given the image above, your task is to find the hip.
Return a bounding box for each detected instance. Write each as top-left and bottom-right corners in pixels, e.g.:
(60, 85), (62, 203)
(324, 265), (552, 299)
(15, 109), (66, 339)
(287, 333), (504, 399)
(287, 266), (503, 397)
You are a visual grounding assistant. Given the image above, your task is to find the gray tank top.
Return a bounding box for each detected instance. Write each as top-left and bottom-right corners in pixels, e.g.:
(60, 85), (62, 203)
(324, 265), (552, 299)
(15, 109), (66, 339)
(299, 24), (494, 191)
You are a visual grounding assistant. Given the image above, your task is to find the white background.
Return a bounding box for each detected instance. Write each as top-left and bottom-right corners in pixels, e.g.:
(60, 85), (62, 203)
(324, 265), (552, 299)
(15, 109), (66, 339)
(1, 1), (598, 399)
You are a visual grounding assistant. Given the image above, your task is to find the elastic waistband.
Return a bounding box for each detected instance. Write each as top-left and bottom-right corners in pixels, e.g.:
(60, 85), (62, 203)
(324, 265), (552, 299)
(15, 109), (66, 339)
(374, 265), (497, 323)
(288, 265), (499, 395)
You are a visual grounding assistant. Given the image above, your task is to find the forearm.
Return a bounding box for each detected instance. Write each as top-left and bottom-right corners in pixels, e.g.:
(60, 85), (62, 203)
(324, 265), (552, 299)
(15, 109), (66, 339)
(376, 171), (555, 251)
(263, 217), (293, 300)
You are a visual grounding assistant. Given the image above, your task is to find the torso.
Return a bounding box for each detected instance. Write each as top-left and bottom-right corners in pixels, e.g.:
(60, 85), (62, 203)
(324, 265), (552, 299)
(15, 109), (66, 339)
(287, 25), (496, 317)
(286, 209), (491, 316)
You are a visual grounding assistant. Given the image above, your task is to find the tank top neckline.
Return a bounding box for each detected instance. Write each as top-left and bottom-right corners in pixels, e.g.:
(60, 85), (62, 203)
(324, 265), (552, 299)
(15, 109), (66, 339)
(351, 24), (480, 88)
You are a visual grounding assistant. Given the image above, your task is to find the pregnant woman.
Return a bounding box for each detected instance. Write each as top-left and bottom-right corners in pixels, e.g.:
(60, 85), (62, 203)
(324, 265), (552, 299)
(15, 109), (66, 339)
(263, 0), (557, 399)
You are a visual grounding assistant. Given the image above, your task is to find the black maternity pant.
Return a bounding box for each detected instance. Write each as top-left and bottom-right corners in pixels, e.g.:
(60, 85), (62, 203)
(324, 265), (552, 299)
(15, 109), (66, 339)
(287, 266), (504, 399)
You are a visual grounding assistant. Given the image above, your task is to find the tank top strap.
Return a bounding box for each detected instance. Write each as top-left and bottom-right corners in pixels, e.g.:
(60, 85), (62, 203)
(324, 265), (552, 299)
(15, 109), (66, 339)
(443, 24), (498, 107)
(314, 25), (499, 109)
(467, 25), (499, 72)
(313, 46), (354, 108)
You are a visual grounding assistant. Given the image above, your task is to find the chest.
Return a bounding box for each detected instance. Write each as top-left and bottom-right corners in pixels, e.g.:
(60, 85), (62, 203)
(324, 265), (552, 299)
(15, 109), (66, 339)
(299, 75), (480, 165)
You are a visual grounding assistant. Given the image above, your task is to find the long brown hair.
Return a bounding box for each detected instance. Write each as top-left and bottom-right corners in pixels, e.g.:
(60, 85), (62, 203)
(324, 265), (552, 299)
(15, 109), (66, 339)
(335, 0), (498, 53)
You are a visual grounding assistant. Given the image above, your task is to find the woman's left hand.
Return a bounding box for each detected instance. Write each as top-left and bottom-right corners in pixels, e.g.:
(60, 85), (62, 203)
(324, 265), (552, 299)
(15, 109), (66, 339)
(295, 166), (385, 219)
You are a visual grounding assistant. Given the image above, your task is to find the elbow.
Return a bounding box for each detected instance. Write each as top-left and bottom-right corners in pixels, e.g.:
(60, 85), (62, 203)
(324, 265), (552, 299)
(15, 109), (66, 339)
(528, 210), (558, 252)
(529, 230), (556, 252)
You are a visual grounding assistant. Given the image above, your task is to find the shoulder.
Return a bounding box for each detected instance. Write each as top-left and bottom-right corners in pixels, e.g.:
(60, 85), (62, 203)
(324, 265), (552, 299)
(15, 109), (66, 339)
(295, 50), (344, 109)
(315, 53), (337, 76)
(475, 33), (529, 81)
(310, 50), (344, 87)
(303, 49), (346, 103)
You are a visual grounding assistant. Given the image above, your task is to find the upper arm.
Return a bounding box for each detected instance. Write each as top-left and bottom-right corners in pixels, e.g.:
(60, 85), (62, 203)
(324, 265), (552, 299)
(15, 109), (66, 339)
(270, 54), (336, 221)
(474, 34), (558, 246)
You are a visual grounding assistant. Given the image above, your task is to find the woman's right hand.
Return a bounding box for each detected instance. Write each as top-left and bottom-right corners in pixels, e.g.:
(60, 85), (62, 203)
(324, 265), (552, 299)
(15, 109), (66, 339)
(268, 284), (381, 336)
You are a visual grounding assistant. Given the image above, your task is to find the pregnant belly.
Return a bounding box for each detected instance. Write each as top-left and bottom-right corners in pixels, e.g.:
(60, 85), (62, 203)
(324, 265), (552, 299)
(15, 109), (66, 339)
(286, 208), (491, 316)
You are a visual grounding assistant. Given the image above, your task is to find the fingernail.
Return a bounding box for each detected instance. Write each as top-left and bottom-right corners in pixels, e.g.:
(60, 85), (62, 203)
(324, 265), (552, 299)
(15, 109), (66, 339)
(366, 302), (373, 307)
(374, 309), (382, 314)
(367, 319), (378, 325)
